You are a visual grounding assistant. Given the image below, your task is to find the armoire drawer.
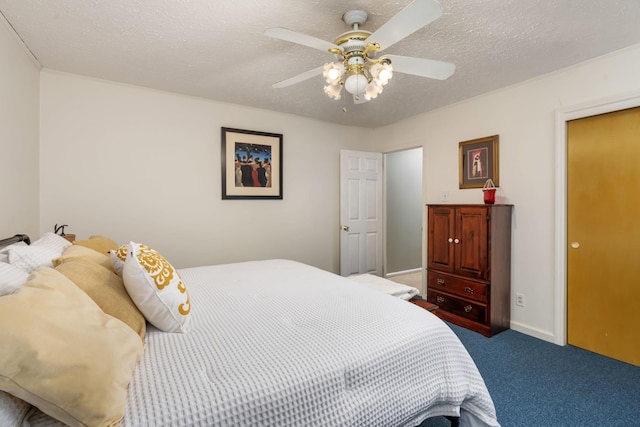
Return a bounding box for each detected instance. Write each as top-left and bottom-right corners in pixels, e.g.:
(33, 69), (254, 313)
(427, 271), (488, 303)
(427, 290), (487, 324)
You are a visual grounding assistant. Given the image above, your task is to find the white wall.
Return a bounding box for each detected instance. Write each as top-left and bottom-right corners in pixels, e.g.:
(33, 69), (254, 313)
(39, 70), (373, 272)
(372, 44), (640, 342)
(0, 15), (40, 238)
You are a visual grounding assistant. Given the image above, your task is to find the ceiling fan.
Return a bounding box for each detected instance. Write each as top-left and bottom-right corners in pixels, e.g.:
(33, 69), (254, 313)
(264, 0), (455, 105)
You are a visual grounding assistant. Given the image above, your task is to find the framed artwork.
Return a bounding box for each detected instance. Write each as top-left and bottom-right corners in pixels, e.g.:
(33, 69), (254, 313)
(221, 127), (283, 199)
(459, 135), (499, 189)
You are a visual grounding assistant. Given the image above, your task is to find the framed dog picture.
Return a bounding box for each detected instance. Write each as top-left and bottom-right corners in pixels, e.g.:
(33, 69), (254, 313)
(459, 135), (499, 189)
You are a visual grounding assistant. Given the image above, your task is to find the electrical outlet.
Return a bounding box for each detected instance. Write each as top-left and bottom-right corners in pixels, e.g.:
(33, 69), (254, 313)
(441, 190), (450, 202)
(516, 293), (526, 307)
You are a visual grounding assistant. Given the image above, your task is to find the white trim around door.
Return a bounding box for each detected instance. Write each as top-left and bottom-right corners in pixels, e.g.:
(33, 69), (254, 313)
(554, 90), (640, 345)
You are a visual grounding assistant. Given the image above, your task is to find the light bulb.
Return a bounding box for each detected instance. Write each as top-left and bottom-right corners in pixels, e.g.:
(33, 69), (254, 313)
(323, 62), (345, 85)
(378, 68), (391, 83)
(344, 73), (367, 95)
(371, 62), (393, 85)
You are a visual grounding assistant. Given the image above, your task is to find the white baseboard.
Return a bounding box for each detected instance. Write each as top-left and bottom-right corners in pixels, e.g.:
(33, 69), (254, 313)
(385, 268), (422, 278)
(510, 321), (560, 345)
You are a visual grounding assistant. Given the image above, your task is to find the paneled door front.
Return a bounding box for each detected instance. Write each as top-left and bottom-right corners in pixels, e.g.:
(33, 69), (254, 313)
(339, 150), (383, 277)
(567, 106), (640, 366)
(455, 206), (489, 280)
(427, 206), (455, 274)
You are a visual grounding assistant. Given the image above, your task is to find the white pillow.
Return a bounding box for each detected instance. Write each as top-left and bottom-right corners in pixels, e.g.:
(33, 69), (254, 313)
(32, 232), (72, 252)
(122, 242), (191, 333)
(0, 262), (29, 296)
(7, 233), (71, 274)
(0, 391), (31, 427)
(109, 244), (128, 277)
(0, 242), (27, 263)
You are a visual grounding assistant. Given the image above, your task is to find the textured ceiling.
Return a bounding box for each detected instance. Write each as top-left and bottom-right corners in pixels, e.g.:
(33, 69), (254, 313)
(2, 0), (640, 128)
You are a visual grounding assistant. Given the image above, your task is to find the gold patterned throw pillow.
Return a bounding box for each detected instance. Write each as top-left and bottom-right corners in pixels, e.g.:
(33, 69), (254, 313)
(122, 242), (191, 333)
(109, 244), (129, 276)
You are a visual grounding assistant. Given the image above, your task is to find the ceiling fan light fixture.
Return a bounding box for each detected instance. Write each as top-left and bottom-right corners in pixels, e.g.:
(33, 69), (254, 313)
(323, 62), (345, 85)
(266, 2), (454, 105)
(364, 81), (383, 100)
(324, 83), (343, 100)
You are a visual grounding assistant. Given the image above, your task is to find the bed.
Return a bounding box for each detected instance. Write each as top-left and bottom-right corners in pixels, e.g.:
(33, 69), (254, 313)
(0, 234), (500, 427)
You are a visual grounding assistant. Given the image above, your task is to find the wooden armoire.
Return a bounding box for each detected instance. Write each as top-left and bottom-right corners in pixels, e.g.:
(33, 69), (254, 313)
(426, 204), (512, 337)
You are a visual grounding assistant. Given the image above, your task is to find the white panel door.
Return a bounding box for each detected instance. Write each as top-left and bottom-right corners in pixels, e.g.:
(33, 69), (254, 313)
(340, 150), (383, 277)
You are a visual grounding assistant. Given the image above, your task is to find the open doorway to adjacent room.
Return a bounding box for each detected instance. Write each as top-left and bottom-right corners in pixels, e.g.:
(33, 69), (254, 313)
(384, 147), (423, 291)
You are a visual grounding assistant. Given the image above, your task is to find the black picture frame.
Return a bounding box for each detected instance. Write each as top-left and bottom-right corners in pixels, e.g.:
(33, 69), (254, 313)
(459, 135), (499, 189)
(221, 127), (283, 199)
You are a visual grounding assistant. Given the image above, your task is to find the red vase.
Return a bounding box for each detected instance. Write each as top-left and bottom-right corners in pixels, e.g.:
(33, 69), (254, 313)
(483, 188), (496, 204)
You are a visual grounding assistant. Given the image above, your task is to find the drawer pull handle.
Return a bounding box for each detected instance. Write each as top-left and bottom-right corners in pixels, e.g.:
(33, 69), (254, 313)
(436, 296), (445, 304)
(464, 305), (473, 313)
(464, 287), (474, 294)
(436, 278), (445, 286)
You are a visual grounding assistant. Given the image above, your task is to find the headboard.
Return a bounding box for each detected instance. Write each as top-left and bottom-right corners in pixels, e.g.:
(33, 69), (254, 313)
(0, 234), (31, 248)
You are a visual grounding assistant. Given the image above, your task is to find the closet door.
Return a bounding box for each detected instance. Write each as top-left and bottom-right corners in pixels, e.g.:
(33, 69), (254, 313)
(567, 106), (640, 366)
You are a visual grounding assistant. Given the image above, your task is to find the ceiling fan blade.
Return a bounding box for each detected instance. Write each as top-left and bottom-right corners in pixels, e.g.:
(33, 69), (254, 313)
(264, 27), (341, 53)
(368, 0), (443, 52)
(384, 54), (455, 80)
(272, 65), (324, 89)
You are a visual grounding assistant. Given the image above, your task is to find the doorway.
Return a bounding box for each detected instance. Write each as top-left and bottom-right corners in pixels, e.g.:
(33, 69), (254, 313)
(384, 147), (423, 286)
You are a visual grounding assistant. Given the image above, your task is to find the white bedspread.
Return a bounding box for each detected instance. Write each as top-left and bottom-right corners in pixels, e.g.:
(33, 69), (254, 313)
(30, 259), (499, 427)
(347, 273), (419, 300)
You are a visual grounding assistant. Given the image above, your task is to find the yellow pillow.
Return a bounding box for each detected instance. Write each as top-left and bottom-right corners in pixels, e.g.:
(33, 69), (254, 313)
(73, 235), (119, 255)
(123, 242), (191, 333)
(52, 244), (113, 270)
(0, 267), (143, 427)
(55, 259), (146, 341)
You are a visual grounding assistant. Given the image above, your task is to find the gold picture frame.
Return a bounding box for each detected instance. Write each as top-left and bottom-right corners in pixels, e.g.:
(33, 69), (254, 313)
(459, 135), (499, 189)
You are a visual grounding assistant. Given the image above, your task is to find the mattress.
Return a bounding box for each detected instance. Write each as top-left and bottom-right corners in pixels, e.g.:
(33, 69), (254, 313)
(29, 259), (499, 426)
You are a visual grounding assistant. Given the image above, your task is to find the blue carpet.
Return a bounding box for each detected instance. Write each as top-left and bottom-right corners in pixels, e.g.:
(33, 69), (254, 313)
(425, 323), (640, 426)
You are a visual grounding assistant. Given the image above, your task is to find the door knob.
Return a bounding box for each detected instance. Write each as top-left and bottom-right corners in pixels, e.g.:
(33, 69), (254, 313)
(342, 225), (350, 231)
(448, 238), (453, 243)
(454, 238), (460, 244)
(571, 241), (580, 249)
